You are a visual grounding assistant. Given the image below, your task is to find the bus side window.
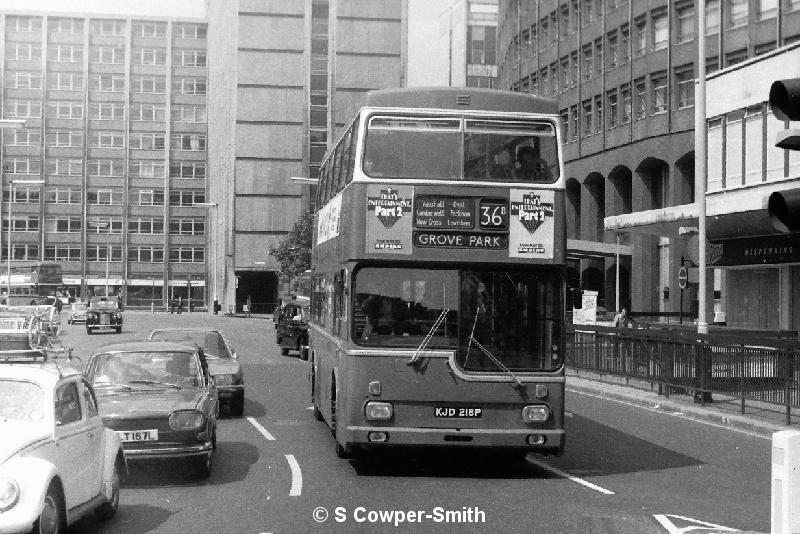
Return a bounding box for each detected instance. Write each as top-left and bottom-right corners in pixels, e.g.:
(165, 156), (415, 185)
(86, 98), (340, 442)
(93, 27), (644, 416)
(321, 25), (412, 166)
(345, 116), (359, 183)
(333, 271), (344, 337)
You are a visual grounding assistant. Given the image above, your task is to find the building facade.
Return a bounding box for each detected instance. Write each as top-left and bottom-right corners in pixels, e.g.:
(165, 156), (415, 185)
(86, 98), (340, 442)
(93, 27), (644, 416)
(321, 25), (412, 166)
(208, 0), (408, 313)
(0, 8), (209, 307)
(434, 0), (499, 88)
(498, 0), (800, 323)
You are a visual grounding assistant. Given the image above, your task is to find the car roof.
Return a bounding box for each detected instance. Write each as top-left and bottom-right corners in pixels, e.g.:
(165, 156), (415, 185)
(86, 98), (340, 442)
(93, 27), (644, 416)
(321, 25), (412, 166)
(92, 341), (199, 353)
(0, 361), (82, 386)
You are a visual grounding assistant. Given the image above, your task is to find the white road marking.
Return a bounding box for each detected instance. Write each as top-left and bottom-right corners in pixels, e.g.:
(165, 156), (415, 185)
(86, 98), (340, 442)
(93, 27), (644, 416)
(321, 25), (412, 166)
(525, 456), (615, 495)
(247, 417), (276, 441)
(567, 388), (770, 440)
(653, 514), (739, 533)
(285, 454), (302, 496)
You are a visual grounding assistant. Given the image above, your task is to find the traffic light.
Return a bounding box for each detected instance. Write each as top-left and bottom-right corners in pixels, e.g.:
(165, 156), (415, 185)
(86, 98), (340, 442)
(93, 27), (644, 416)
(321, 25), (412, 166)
(768, 189), (800, 233)
(769, 79), (800, 150)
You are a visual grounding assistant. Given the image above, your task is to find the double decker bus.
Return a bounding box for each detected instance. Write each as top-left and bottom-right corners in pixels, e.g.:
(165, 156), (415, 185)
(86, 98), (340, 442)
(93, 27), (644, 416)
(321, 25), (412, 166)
(309, 87), (566, 459)
(0, 261), (63, 297)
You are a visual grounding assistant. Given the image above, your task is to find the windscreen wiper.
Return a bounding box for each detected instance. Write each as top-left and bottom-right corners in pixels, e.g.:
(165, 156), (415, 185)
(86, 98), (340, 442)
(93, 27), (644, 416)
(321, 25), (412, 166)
(467, 336), (523, 389)
(407, 308), (449, 366)
(128, 379), (182, 389)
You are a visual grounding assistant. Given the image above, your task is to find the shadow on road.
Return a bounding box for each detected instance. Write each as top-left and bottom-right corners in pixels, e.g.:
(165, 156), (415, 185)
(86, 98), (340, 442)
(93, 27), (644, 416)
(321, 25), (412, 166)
(553, 414), (704, 476)
(123, 441), (261, 488)
(68, 503), (173, 534)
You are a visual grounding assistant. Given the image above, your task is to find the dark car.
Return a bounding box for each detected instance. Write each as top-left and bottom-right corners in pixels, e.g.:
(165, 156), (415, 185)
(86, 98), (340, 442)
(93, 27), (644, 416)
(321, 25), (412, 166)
(275, 299), (310, 359)
(85, 341), (219, 478)
(86, 299), (122, 334)
(146, 328), (245, 417)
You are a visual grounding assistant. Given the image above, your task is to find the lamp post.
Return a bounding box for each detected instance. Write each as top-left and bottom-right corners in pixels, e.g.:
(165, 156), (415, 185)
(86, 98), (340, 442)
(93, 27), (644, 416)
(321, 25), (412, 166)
(88, 217), (111, 298)
(0, 120), (28, 296)
(195, 202), (217, 313)
(6, 179), (45, 298)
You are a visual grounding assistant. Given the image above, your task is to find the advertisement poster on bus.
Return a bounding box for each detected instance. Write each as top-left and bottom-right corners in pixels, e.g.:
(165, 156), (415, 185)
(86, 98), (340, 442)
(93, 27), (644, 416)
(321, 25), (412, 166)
(365, 184), (413, 254)
(509, 189), (554, 259)
(316, 192), (342, 245)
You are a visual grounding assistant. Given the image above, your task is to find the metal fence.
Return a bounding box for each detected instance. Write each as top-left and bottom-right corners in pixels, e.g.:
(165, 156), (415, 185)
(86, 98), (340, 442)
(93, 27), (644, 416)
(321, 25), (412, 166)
(566, 325), (800, 425)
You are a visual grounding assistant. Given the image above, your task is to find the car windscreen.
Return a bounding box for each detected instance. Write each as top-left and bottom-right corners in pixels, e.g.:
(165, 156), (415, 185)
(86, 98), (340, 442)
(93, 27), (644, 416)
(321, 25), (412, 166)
(0, 380), (45, 423)
(88, 351), (200, 389)
(90, 301), (117, 311)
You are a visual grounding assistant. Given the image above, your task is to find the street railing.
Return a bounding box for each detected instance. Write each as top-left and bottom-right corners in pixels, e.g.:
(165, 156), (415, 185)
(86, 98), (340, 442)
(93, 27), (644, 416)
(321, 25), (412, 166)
(566, 324), (800, 425)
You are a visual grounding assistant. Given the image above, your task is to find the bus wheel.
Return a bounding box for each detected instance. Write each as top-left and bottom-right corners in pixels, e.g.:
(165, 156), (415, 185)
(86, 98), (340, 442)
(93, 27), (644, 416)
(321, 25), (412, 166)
(332, 395), (353, 459)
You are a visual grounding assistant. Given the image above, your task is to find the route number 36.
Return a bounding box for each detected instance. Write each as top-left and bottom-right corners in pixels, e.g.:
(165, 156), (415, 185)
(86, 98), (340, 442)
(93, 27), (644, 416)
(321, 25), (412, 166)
(479, 201), (508, 229)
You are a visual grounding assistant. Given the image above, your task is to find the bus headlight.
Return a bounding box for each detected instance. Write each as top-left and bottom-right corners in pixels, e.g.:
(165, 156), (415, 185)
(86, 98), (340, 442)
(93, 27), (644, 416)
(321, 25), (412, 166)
(521, 404), (550, 423)
(0, 478), (20, 511)
(365, 401), (393, 421)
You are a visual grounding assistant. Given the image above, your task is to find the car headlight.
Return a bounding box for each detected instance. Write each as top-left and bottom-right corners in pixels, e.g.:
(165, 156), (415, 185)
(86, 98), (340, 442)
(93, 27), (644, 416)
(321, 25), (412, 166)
(214, 374), (235, 386)
(365, 401), (393, 421)
(169, 410), (205, 431)
(0, 478), (20, 512)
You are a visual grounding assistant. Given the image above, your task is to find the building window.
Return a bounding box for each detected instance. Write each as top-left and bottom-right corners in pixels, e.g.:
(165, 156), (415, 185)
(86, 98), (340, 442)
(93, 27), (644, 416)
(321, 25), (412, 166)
(582, 99), (593, 137)
(560, 109), (570, 141)
(726, 48), (748, 66)
(175, 23), (207, 39)
(570, 105), (579, 140)
(91, 20), (126, 36)
(789, 0), (800, 12)
(651, 71), (668, 113)
(89, 74), (124, 92)
(132, 76), (166, 94)
(132, 21), (167, 38)
(3, 216), (39, 232)
(48, 18), (83, 34)
(176, 49), (207, 67)
(129, 247), (164, 263)
(46, 158), (83, 176)
(169, 247), (204, 263)
(90, 131), (124, 149)
(4, 100), (41, 119)
(130, 161), (166, 178)
(47, 217), (83, 233)
(676, 2), (695, 42)
(754, 42), (777, 55)
(45, 188), (81, 204)
(87, 245), (122, 262)
(560, 56), (570, 89)
(7, 43), (42, 61)
(46, 130), (82, 148)
(606, 30), (619, 69)
(757, 0), (778, 18)
(6, 185), (41, 203)
(87, 159), (124, 177)
(169, 162), (206, 179)
(169, 218), (205, 236)
(2, 157), (41, 175)
(634, 16), (647, 57)
(135, 47), (167, 66)
(128, 218), (165, 234)
(169, 190), (205, 207)
(89, 102), (125, 121)
(48, 44), (83, 63)
(46, 101), (83, 120)
(171, 105), (207, 123)
(173, 77), (207, 96)
(6, 129), (41, 147)
(675, 65), (695, 109)
(652, 8), (668, 50)
(593, 38), (603, 75)
(44, 245), (81, 262)
(706, 0), (721, 34)
(8, 16), (42, 33)
(134, 189), (165, 206)
(7, 71), (42, 89)
(594, 95), (603, 133)
(171, 134), (207, 152)
(130, 132), (166, 150)
(90, 45), (125, 64)
(607, 89), (618, 128)
(130, 104), (166, 122)
(634, 78), (647, 119)
(729, 0), (748, 27)
(49, 72), (84, 91)
(582, 45), (593, 80)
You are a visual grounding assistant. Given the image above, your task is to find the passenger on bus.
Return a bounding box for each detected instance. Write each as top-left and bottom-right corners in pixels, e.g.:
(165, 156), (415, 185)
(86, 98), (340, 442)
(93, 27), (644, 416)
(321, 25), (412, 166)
(515, 145), (552, 182)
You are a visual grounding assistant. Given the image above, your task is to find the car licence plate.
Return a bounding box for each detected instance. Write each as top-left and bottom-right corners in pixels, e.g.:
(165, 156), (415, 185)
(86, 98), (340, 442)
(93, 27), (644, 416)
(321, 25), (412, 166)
(117, 430), (158, 442)
(434, 407), (482, 418)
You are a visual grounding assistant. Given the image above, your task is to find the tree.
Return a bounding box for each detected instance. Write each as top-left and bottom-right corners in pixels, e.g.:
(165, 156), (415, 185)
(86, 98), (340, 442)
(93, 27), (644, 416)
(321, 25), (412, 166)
(268, 211), (314, 283)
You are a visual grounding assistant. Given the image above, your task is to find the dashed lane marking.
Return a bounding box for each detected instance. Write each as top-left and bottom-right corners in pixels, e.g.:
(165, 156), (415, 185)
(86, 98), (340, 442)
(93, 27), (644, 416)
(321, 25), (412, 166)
(247, 416), (276, 441)
(526, 456), (615, 495)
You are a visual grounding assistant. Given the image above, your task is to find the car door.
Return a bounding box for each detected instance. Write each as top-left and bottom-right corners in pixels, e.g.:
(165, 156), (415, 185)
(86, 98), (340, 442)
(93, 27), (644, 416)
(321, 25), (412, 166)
(54, 380), (95, 507)
(80, 379), (105, 498)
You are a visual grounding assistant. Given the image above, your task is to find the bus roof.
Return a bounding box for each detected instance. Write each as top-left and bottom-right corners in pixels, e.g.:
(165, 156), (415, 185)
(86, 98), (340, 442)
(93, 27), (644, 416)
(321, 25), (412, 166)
(363, 87), (558, 115)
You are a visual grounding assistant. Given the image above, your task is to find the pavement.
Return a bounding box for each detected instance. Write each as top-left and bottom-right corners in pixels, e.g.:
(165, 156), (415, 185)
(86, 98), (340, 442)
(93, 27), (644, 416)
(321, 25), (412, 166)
(567, 368), (798, 438)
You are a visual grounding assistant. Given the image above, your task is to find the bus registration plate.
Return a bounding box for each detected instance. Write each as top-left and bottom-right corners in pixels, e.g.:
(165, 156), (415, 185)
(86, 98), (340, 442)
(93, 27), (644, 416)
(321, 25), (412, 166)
(434, 407), (482, 418)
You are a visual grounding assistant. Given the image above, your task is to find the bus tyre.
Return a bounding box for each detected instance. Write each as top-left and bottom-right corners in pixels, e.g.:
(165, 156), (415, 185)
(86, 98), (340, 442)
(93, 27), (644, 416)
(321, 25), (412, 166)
(332, 396), (353, 459)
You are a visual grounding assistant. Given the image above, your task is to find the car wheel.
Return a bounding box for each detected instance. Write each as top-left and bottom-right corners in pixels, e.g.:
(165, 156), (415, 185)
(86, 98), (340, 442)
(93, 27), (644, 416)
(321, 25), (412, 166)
(67, 319), (72, 325)
(86, 328), (93, 335)
(95, 459), (121, 520)
(280, 346), (289, 356)
(194, 450), (213, 478)
(230, 393), (244, 417)
(35, 484), (64, 534)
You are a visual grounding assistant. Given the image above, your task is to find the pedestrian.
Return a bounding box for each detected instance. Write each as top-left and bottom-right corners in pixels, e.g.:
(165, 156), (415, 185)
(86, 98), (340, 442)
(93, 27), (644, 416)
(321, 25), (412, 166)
(612, 307), (629, 328)
(245, 295), (252, 318)
(170, 298), (175, 314)
(177, 295), (184, 314)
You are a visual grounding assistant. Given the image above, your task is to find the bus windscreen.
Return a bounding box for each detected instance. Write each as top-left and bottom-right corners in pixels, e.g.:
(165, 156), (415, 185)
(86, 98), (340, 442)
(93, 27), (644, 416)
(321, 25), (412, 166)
(352, 267), (563, 372)
(362, 116), (559, 183)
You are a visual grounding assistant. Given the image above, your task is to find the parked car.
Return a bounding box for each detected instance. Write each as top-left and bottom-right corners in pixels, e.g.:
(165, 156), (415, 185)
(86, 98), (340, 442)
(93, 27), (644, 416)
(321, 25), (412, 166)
(0, 355), (126, 534)
(275, 299), (310, 359)
(146, 328), (244, 416)
(66, 301), (89, 325)
(84, 341), (218, 478)
(86, 299), (122, 334)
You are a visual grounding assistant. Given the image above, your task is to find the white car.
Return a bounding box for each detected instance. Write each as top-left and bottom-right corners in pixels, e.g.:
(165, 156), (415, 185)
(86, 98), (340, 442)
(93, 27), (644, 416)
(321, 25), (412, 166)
(0, 359), (126, 533)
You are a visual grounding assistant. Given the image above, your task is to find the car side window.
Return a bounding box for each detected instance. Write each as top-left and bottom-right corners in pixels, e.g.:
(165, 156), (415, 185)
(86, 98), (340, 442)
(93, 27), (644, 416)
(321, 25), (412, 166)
(81, 380), (99, 417)
(55, 382), (82, 426)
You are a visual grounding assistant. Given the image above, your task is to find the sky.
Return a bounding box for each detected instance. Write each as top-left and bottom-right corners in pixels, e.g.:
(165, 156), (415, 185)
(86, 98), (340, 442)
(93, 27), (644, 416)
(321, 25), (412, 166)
(1, 0), (205, 18)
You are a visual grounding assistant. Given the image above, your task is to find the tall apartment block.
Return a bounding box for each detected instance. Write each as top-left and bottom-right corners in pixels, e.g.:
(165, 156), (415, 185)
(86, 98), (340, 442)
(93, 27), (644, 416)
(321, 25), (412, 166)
(498, 0), (800, 327)
(434, 0), (499, 88)
(0, 9), (209, 307)
(207, 0), (407, 312)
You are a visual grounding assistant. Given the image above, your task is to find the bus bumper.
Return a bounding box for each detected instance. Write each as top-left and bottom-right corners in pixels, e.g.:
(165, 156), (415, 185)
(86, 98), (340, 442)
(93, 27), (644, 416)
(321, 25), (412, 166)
(347, 426), (565, 455)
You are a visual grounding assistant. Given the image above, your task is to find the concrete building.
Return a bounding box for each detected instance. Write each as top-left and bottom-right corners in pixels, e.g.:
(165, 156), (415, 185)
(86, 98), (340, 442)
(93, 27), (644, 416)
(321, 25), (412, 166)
(0, 4), (209, 307)
(433, 0), (499, 88)
(0, 0), (408, 312)
(498, 0), (800, 324)
(207, 0), (408, 313)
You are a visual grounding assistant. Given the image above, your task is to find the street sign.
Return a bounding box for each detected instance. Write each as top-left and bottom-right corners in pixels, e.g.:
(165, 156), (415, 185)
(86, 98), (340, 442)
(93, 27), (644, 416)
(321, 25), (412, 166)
(678, 265), (689, 289)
